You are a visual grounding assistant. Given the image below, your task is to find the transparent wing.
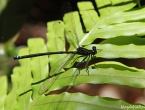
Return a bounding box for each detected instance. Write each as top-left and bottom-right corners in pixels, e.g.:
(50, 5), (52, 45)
(47, 21), (66, 76)
(62, 2), (80, 49)
(38, 20), (77, 94)
(52, 21), (65, 52)
(39, 54), (75, 94)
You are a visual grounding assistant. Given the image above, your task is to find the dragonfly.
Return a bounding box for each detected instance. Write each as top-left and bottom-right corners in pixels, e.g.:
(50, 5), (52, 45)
(14, 2), (100, 94)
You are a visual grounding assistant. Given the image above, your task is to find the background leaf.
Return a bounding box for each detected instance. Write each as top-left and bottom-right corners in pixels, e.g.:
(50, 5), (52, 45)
(29, 92), (145, 110)
(0, 76), (7, 110)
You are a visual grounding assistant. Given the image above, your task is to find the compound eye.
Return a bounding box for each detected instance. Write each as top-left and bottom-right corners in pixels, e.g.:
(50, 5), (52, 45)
(92, 46), (96, 50)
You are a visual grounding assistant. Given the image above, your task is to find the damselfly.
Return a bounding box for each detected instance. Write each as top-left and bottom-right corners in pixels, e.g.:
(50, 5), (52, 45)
(14, 2), (100, 94)
(13, 2), (98, 70)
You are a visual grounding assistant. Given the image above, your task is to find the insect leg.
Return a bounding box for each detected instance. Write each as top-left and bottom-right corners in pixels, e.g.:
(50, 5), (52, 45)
(91, 55), (98, 69)
(71, 55), (84, 65)
(76, 56), (88, 75)
(85, 55), (91, 75)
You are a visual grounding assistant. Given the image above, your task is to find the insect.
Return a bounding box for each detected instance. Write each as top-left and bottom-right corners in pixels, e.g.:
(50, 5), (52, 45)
(14, 2), (100, 94)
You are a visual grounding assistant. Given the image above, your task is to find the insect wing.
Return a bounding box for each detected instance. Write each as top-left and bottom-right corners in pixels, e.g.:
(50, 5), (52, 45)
(62, 2), (84, 49)
(38, 21), (74, 94)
